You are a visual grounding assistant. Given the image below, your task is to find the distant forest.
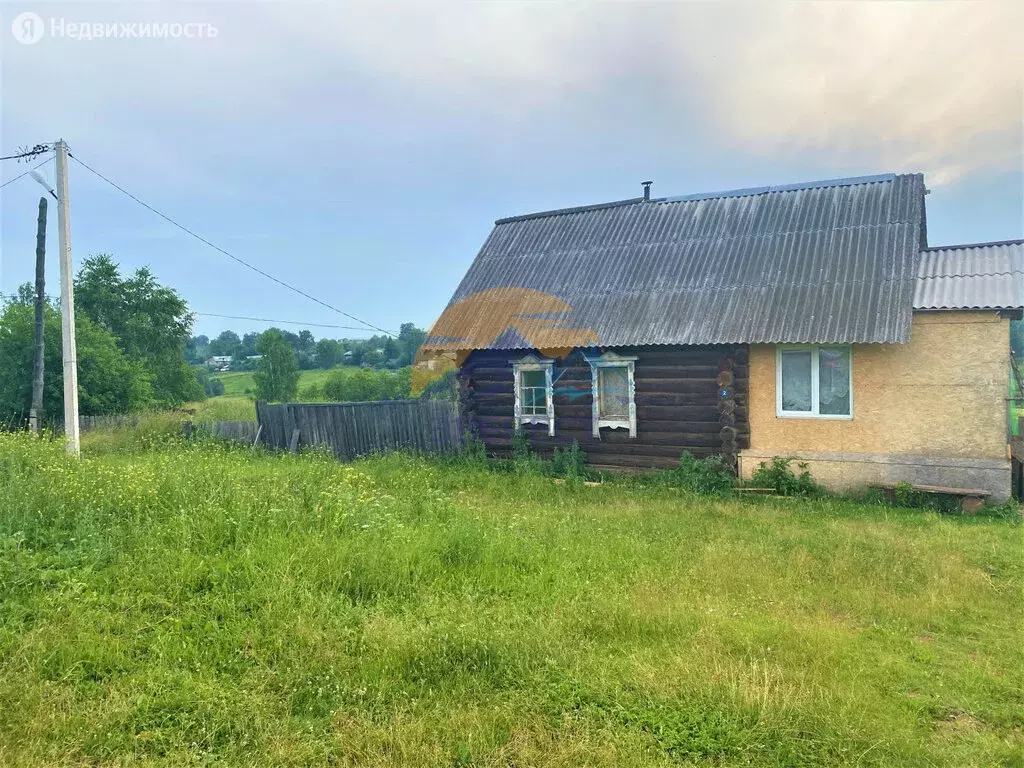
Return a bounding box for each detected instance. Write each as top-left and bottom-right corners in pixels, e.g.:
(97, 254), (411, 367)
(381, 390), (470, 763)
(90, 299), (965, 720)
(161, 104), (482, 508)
(189, 323), (437, 404)
(187, 324), (427, 372)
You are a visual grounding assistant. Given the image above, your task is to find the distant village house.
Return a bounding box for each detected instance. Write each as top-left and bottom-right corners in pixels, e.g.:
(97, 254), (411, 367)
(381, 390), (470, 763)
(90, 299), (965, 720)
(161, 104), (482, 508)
(206, 355), (233, 372)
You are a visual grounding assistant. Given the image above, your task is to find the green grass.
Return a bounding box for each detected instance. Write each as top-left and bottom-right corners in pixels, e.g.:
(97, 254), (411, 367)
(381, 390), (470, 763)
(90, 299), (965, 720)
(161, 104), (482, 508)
(0, 433), (1021, 766)
(211, 369), (255, 396)
(188, 396), (257, 422)
(213, 369), (339, 397)
(199, 368), (341, 420)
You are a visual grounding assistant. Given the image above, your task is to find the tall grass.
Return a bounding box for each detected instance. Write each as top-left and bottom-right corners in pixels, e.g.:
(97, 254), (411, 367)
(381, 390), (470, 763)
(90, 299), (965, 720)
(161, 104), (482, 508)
(0, 433), (1020, 766)
(188, 395), (257, 422)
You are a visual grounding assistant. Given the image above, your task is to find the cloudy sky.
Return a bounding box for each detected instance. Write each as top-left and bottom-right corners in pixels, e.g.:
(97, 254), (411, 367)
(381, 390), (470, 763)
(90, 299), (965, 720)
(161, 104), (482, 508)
(1, 1), (1022, 339)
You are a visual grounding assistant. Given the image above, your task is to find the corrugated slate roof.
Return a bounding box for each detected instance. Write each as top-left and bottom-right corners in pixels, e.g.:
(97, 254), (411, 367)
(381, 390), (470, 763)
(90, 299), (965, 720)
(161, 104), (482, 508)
(424, 173), (927, 351)
(914, 240), (1024, 310)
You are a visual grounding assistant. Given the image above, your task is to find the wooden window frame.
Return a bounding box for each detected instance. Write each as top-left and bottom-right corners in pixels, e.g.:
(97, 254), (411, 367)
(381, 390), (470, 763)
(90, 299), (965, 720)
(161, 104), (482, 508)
(512, 355), (555, 436)
(588, 352), (637, 438)
(775, 345), (853, 420)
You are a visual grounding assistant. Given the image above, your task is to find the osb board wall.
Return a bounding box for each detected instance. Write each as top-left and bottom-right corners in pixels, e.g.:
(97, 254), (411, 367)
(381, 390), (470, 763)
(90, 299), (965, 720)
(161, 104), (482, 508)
(745, 311), (1010, 460)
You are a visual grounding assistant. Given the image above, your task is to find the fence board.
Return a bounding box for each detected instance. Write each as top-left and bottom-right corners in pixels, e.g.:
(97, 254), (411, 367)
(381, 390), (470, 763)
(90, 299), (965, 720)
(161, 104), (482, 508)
(80, 414), (139, 432)
(255, 400), (462, 459)
(207, 421), (260, 443)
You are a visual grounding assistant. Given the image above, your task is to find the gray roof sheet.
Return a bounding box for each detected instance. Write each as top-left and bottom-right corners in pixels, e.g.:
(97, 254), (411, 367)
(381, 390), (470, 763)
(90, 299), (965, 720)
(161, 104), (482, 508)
(425, 173), (927, 351)
(914, 240), (1024, 310)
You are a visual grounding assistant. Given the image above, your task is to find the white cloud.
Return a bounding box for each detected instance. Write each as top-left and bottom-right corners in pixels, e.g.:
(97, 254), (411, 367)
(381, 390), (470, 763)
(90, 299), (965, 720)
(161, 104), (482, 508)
(684, 2), (1024, 184)
(291, 0), (1024, 184)
(3, 1), (1021, 186)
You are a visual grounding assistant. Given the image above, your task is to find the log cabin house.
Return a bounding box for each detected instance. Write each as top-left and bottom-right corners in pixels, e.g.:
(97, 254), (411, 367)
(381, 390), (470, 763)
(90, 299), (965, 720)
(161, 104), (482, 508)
(422, 174), (1024, 501)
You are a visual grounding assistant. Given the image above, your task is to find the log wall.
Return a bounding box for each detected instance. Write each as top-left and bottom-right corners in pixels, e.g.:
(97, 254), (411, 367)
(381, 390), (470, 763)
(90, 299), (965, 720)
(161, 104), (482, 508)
(460, 345), (749, 470)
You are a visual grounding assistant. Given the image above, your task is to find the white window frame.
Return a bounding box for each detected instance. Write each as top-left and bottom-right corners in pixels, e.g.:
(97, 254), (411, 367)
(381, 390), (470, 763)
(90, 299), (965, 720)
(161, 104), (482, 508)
(588, 352), (637, 438)
(512, 355), (555, 436)
(775, 345), (853, 420)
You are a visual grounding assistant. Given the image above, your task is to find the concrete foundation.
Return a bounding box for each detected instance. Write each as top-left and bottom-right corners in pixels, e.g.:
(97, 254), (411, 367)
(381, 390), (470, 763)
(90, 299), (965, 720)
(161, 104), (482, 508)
(739, 449), (1011, 502)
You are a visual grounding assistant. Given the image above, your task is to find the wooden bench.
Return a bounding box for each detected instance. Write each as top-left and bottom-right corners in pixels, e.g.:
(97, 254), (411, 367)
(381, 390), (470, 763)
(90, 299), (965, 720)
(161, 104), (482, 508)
(872, 482), (991, 514)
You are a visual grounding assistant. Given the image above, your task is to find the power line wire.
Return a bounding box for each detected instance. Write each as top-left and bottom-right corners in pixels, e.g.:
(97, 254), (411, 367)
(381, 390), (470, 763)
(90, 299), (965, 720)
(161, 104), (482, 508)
(193, 311), (383, 333)
(0, 157), (55, 190)
(0, 295), (382, 336)
(67, 152), (397, 338)
(1, 298), (384, 336)
(0, 144), (51, 162)
(0, 291), (57, 303)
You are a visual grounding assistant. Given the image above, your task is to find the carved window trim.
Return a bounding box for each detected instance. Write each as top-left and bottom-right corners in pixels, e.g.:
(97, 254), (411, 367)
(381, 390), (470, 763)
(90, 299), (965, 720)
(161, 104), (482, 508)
(587, 352), (637, 438)
(512, 354), (555, 436)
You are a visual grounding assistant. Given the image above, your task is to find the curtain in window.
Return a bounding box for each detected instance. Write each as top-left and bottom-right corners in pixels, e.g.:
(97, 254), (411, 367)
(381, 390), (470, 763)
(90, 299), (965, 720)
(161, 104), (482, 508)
(818, 347), (851, 415)
(780, 350), (812, 412)
(520, 369), (547, 415)
(598, 366), (629, 419)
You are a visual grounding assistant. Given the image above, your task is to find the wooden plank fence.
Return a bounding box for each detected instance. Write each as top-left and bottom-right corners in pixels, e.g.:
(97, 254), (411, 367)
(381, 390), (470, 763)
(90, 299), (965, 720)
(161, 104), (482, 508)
(73, 415), (257, 439)
(2, 413), (143, 433)
(255, 400), (462, 459)
(204, 420), (261, 444)
(80, 414), (140, 432)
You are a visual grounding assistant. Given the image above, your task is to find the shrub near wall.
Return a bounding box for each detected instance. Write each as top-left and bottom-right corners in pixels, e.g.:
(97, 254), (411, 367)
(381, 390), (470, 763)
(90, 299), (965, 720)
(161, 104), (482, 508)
(751, 457), (820, 496)
(664, 452), (735, 495)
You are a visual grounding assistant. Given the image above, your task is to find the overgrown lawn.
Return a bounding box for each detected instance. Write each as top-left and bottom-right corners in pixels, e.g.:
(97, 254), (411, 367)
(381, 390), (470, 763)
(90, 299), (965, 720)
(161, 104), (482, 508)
(0, 434), (1020, 766)
(188, 395), (258, 422)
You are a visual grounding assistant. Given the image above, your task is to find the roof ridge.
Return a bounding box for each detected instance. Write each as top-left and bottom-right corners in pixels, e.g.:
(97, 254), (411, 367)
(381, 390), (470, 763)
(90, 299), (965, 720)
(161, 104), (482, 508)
(923, 239), (1024, 251)
(494, 172), (908, 225)
(659, 173), (900, 204)
(495, 196), (650, 225)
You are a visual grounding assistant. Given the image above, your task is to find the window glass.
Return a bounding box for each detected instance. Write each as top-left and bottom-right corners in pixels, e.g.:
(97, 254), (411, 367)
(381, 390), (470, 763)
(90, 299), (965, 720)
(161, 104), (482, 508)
(780, 350), (812, 412)
(520, 369), (547, 415)
(818, 347), (851, 415)
(597, 366), (629, 419)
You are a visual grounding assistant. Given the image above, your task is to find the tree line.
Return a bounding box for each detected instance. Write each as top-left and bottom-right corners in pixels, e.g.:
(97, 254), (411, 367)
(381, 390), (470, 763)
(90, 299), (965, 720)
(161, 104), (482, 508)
(0, 253), (435, 420)
(239, 331), (443, 404)
(187, 324), (427, 371)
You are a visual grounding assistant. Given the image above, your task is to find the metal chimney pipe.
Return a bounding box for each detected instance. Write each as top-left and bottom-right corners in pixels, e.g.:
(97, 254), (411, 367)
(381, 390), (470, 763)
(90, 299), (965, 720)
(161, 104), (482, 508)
(642, 181), (653, 201)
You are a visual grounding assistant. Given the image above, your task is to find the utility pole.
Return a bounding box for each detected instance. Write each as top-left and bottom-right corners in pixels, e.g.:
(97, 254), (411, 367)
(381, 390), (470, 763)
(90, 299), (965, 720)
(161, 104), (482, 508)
(29, 197), (47, 435)
(54, 139), (79, 456)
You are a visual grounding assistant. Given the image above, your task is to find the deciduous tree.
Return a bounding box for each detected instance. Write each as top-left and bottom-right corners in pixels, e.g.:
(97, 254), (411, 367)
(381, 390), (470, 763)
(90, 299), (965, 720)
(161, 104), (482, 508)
(208, 330), (242, 358)
(75, 255), (200, 405)
(315, 338), (343, 369)
(253, 329), (300, 402)
(0, 302), (151, 420)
